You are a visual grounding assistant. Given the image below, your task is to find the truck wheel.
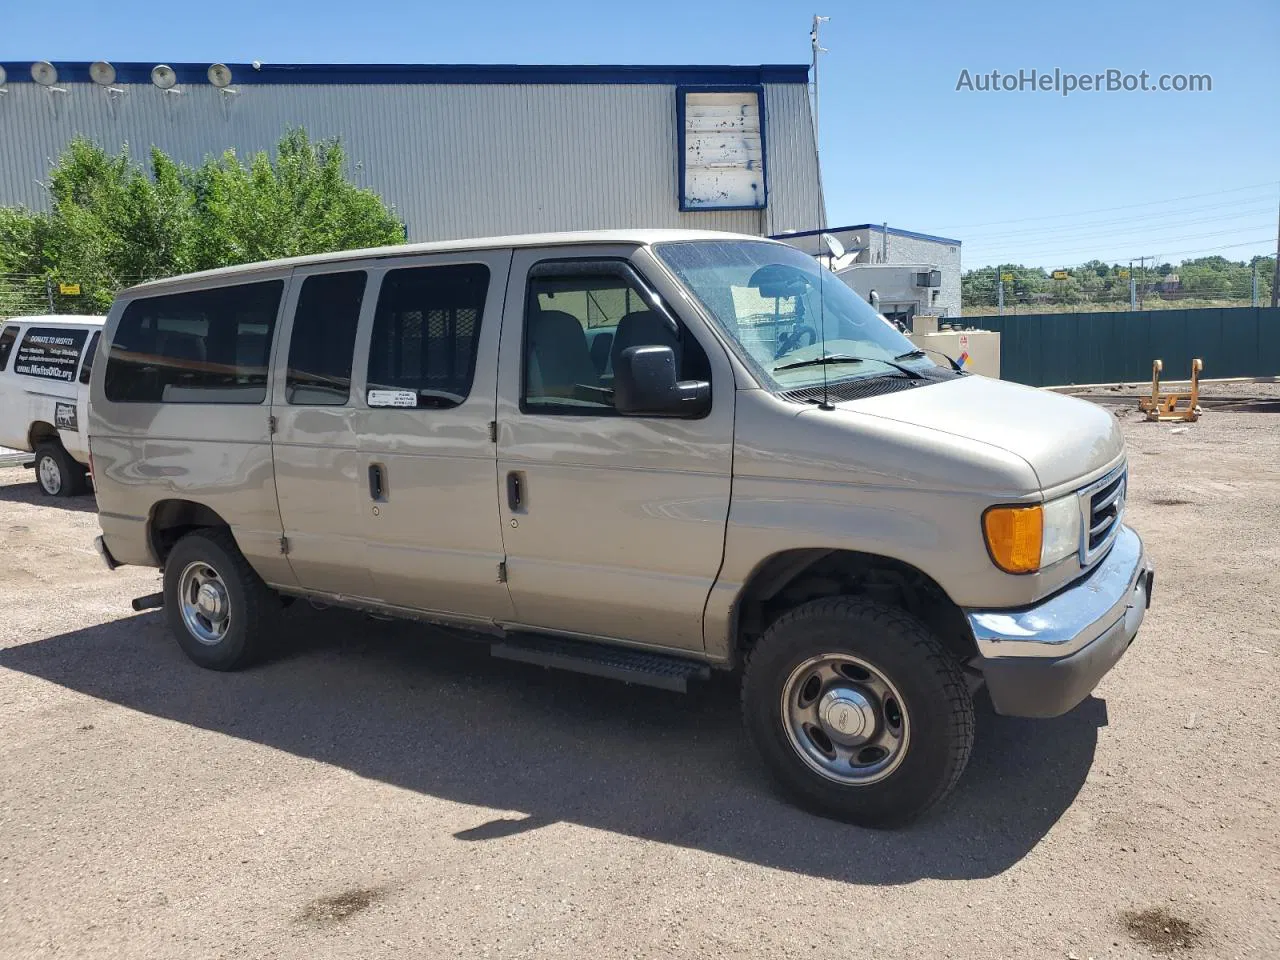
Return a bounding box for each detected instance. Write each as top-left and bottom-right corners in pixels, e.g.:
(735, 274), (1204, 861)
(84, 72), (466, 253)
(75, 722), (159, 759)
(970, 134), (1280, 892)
(34, 443), (88, 498)
(163, 529), (278, 671)
(741, 596), (974, 828)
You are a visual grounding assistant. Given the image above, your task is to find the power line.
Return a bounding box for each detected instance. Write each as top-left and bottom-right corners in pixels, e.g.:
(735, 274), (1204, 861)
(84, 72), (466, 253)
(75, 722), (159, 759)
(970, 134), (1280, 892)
(961, 198), (1274, 243)
(934, 180), (1278, 230)
(966, 227), (1275, 260)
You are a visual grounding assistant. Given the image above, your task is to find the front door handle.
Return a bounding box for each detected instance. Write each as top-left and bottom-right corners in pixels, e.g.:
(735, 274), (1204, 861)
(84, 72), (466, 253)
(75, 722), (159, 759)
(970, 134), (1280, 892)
(368, 463), (387, 502)
(506, 471), (524, 512)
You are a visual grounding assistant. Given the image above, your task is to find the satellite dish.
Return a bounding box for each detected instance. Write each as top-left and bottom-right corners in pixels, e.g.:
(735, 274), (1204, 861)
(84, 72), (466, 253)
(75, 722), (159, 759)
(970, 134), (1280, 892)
(207, 63), (233, 88)
(151, 64), (177, 89)
(31, 61), (59, 86)
(89, 61), (117, 86)
(0, 66), (7, 86)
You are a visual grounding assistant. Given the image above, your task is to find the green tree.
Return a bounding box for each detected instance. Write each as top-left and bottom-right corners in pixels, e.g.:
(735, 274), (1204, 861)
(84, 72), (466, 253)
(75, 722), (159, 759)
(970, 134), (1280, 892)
(0, 130), (404, 314)
(190, 129), (404, 270)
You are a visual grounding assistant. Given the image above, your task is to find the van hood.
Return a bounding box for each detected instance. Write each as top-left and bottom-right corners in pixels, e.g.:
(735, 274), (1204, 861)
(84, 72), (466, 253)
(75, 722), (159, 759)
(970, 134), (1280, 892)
(839, 375), (1124, 492)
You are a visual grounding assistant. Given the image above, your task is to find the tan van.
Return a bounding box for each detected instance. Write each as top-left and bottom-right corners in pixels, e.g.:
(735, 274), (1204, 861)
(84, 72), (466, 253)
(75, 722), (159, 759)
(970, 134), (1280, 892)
(89, 230), (1152, 826)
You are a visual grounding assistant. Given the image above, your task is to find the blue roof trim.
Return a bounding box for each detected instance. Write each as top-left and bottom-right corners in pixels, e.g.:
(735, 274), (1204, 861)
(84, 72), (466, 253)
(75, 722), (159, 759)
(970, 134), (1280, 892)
(772, 223), (963, 245)
(0, 61), (809, 87)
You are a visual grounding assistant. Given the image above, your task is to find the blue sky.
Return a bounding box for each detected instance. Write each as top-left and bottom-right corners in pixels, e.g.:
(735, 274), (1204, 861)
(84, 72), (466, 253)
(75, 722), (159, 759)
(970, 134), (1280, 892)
(3, 0), (1277, 268)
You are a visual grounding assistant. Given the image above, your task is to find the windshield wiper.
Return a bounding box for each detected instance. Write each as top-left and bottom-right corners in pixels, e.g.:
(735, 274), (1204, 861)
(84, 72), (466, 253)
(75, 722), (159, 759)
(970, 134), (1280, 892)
(777, 353), (924, 379)
(895, 346), (965, 374)
(773, 354), (865, 372)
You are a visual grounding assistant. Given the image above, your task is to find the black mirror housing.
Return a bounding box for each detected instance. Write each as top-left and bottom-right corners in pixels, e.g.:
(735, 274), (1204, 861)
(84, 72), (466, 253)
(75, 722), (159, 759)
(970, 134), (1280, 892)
(614, 345), (710, 417)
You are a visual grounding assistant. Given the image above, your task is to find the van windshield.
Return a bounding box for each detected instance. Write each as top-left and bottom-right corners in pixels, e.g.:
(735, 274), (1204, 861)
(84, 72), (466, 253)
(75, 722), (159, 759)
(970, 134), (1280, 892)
(655, 240), (942, 394)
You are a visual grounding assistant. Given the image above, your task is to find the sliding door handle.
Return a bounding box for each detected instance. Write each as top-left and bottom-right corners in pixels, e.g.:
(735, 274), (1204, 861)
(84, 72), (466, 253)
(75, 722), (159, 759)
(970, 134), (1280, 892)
(368, 463), (387, 502)
(506, 471), (524, 511)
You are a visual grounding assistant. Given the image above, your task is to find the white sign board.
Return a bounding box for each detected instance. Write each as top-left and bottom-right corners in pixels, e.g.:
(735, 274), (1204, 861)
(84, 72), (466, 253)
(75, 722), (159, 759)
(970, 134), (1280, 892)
(681, 90), (765, 210)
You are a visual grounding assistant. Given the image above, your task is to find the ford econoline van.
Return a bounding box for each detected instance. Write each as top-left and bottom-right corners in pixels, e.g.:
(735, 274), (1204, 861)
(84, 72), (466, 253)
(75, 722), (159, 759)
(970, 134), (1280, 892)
(88, 231), (1152, 826)
(0, 314), (106, 496)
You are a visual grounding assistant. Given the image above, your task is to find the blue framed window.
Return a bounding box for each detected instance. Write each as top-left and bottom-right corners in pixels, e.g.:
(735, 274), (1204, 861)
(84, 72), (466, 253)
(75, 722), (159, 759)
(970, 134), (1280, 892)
(676, 85), (768, 212)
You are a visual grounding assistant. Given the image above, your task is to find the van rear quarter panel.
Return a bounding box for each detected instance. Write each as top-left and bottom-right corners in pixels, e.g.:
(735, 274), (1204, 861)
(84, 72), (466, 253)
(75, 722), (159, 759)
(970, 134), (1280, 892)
(89, 293), (292, 584)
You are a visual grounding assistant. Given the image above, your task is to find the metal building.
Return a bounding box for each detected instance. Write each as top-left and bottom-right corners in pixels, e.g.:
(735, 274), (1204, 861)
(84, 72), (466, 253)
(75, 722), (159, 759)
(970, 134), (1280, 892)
(0, 60), (824, 241)
(774, 223), (964, 322)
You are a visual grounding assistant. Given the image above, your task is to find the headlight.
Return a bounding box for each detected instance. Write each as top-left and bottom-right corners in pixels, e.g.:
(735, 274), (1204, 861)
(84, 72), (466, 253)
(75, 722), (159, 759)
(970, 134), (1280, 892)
(983, 495), (1081, 574)
(1040, 494), (1082, 568)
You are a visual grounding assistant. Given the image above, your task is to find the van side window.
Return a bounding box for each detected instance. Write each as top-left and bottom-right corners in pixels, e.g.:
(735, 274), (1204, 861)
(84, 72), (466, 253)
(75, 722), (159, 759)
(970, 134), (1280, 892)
(78, 331), (102, 385)
(0, 327), (18, 372)
(522, 267), (708, 414)
(287, 271), (366, 405)
(13, 326), (88, 383)
(365, 263), (488, 409)
(104, 281), (283, 404)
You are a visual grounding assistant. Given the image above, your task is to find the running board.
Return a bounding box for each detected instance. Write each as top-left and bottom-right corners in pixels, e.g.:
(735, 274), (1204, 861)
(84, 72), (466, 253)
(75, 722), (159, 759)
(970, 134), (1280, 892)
(490, 634), (711, 693)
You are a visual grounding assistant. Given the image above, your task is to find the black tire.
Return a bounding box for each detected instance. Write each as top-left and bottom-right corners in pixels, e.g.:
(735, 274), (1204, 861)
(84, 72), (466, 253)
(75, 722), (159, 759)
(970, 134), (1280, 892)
(741, 596), (974, 828)
(33, 442), (88, 498)
(163, 528), (278, 671)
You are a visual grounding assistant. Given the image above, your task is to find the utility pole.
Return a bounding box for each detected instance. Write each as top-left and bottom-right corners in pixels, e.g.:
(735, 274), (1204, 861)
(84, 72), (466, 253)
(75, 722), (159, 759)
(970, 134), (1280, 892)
(1252, 257), (1260, 307)
(997, 273), (1005, 316)
(1272, 190), (1280, 308)
(810, 15), (829, 143)
(1129, 259), (1137, 310)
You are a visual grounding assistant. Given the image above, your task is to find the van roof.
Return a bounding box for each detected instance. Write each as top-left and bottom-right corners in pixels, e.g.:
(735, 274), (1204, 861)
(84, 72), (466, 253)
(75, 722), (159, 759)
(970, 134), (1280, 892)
(1, 314), (106, 327)
(121, 229), (773, 296)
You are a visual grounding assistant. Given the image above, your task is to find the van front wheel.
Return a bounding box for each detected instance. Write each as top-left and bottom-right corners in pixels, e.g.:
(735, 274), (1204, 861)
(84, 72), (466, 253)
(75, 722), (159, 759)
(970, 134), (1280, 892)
(163, 529), (278, 670)
(741, 597), (974, 828)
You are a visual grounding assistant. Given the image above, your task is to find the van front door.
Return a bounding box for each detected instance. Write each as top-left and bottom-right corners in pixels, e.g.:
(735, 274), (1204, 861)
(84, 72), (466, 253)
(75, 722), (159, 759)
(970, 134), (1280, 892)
(353, 250), (515, 626)
(494, 246), (734, 654)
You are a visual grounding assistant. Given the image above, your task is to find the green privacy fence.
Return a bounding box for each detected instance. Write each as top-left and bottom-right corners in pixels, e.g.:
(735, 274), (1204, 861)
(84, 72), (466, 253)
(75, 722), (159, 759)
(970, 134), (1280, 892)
(965, 307), (1280, 387)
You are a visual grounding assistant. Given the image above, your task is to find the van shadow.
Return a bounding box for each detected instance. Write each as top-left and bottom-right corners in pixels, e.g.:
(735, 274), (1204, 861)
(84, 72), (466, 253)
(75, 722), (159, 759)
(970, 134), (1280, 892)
(0, 478), (98, 513)
(0, 606), (1107, 885)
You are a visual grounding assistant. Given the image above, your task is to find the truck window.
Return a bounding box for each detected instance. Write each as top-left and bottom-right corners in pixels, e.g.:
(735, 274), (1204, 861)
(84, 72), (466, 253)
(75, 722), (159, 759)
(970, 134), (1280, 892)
(13, 326), (89, 383)
(365, 263), (488, 409)
(78, 331), (101, 385)
(0, 326), (18, 372)
(103, 281), (283, 404)
(521, 267), (707, 415)
(287, 271), (366, 405)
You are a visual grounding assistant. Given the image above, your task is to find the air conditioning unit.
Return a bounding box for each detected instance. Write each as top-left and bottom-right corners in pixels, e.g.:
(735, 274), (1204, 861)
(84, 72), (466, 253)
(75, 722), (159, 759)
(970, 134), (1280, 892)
(915, 270), (942, 288)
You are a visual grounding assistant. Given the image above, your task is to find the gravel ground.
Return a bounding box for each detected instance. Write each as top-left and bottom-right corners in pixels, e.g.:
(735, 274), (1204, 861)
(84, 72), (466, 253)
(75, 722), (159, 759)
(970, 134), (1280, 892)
(1, 398), (1278, 959)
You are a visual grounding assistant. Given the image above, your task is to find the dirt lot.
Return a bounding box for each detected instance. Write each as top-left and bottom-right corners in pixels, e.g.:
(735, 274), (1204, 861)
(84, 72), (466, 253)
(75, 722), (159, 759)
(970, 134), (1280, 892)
(1, 392), (1278, 959)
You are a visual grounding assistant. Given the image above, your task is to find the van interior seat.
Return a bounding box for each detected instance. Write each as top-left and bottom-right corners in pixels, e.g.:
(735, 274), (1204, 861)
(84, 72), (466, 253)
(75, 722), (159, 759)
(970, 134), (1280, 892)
(610, 310), (681, 373)
(528, 308), (598, 398)
(155, 331), (206, 365)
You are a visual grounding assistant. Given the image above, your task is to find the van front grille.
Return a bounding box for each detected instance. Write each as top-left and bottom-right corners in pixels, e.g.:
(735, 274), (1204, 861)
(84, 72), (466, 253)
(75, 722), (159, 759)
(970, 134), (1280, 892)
(1082, 467), (1126, 563)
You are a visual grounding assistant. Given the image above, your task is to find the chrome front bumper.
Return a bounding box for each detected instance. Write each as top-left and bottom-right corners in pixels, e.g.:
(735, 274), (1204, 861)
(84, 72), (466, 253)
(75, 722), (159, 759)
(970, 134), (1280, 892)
(966, 525), (1153, 717)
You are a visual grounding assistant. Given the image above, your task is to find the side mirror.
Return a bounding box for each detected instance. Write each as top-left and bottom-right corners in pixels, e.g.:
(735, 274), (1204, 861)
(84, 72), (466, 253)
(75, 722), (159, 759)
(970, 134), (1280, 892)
(614, 345), (710, 417)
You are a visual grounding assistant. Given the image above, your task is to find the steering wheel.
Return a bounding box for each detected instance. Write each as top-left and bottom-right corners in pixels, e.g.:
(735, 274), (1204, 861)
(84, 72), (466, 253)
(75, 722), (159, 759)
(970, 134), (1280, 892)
(776, 323), (818, 357)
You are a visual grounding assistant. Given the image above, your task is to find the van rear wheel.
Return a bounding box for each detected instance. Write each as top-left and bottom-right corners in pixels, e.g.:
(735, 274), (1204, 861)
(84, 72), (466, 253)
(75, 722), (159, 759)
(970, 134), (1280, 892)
(741, 596), (974, 828)
(34, 443), (87, 498)
(163, 529), (278, 670)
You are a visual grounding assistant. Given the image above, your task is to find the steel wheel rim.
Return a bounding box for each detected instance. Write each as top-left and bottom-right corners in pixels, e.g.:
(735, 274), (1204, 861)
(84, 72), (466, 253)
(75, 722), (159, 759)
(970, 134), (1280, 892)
(780, 653), (911, 786)
(178, 561), (232, 646)
(38, 455), (61, 495)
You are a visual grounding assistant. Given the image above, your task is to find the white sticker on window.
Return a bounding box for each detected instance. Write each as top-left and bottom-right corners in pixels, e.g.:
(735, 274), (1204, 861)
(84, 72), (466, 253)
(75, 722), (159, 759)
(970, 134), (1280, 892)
(367, 389), (418, 408)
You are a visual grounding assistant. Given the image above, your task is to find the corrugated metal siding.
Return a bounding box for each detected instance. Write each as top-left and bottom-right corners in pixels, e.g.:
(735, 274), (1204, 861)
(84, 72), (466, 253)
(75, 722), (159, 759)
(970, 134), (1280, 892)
(967, 307), (1280, 386)
(0, 81), (820, 242)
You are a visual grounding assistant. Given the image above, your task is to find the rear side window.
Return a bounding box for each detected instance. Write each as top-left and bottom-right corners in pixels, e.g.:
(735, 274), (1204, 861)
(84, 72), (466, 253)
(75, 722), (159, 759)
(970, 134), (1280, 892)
(104, 281), (283, 404)
(13, 326), (88, 383)
(0, 326), (18, 371)
(78, 331), (102, 385)
(286, 271), (366, 406)
(365, 263), (489, 409)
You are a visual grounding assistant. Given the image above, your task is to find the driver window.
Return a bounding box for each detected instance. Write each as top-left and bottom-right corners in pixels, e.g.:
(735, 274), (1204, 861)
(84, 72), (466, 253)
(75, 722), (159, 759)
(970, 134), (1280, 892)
(521, 267), (707, 415)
